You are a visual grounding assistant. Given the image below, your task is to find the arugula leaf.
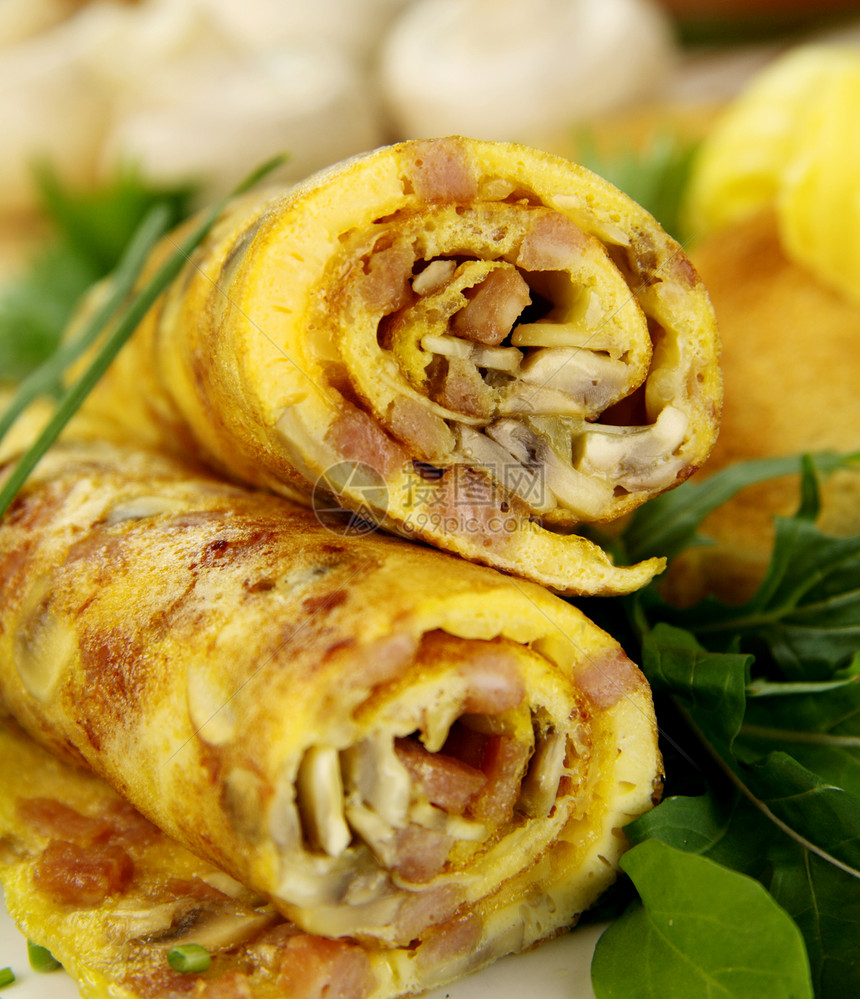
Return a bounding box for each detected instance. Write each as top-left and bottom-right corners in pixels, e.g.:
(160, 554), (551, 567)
(591, 839), (813, 999)
(620, 451), (858, 566)
(641, 623), (860, 872)
(741, 679), (860, 797)
(0, 164), (195, 382)
(627, 792), (860, 997)
(647, 479), (860, 681)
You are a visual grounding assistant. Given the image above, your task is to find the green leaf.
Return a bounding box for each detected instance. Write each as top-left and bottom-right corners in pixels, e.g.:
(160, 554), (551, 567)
(0, 163), (195, 381)
(575, 129), (700, 242)
(591, 839), (813, 999)
(741, 679), (860, 796)
(626, 792), (860, 998)
(620, 451), (858, 565)
(663, 512), (860, 680)
(642, 623), (751, 758)
(641, 625), (860, 878)
(0, 154), (286, 519)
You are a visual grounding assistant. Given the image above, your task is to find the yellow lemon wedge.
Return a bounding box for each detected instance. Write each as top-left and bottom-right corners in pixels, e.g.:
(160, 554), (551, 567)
(684, 44), (860, 307)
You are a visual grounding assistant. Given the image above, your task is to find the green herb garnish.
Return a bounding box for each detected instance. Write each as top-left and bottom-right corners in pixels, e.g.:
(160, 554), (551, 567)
(0, 164), (194, 384)
(26, 940), (60, 973)
(167, 943), (211, 974)
(0, 154), (285, 521)
(575, 128), (700, 243)
(589, 454), (860, 999)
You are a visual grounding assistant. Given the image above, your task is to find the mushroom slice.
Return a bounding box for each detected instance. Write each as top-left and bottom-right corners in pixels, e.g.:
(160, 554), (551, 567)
(519, 347), (634, 417)
(296, 746), (352, 857)
(576, 405), (689, 490)
(421, 334), (522, 374)
(456, 426), (555, 514)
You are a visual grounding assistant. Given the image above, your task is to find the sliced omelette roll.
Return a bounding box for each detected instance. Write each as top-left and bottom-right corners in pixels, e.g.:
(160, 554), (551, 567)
(0, 719), (634, 999)
(0, 437), (661, 978)
(82, 135), (722, 596)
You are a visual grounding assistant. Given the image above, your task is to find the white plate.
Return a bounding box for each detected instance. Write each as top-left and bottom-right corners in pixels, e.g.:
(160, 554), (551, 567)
(1, 890), (600, 998)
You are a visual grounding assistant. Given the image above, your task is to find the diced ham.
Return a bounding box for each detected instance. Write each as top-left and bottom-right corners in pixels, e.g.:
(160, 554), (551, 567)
(277, 935), (376, 999)
(394, 737), (487, 813)
(104, 799), (160, 848)
(325, 406), (407, 479)
(436, 357), (493, 419)
(460, 649), (526, 715)
(395, 884), (463, 943)
(357, 240), (415, 314)
(452, 268), (531, 346)
(425, 467), (515, 552)
(517, 213), (588, 271)
(468, 736), (531, 826)
(573, 649), (647, 709)
(393, 824), (453, 883)
(18, 797), (112, 844)
(161, 876), (231, 903)
(346, 632), (419, 690)
(403, 138), (478, 203)
(33, 839), (134, 906)
(387, 396), (454, 460)
(416, 911), (483, 970)
(197, 972), (252, 998)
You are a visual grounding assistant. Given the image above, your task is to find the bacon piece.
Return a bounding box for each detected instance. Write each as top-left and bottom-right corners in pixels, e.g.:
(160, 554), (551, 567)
(395, 884), (463, 943)
(468, 736), (531, 826)
(394, 737), (487, 813)
(325, 406), (407, 479)
(404, 138), (478, 203)
(452, 268), (531, 345)
(277, 935), (376, 999)
(33, 840), (134, 906)
(18, 797), (112, 844)
(393, 824), (453, 883)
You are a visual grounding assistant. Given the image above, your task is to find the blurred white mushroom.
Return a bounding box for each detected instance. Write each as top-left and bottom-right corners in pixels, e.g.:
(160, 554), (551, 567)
(97, 40), (384, 195)
(0, 2), (131, 215)
(194, 0), (413, 65)
(0, 0), (78, 48)
(378, 0), (676, 144)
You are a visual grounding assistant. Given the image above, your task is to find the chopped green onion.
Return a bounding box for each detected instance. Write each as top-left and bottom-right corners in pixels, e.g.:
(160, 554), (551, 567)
(27, 940), (61, 973)
(0, 153), (286, 521)
(167, 943), (211, 973)
(0, 968), (14, 988)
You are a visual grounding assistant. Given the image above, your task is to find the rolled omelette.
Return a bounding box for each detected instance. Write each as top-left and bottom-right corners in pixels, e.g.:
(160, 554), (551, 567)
(81, 135), (722, 596)
(0, 433), (662, 996)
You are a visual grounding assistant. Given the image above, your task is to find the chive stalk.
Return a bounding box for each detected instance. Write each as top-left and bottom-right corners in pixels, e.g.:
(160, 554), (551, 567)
(0, 202), (172, 446)
(0, 153), (286, 521)
(167, 943), (211, 973)
(27, 940), (61, 973)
